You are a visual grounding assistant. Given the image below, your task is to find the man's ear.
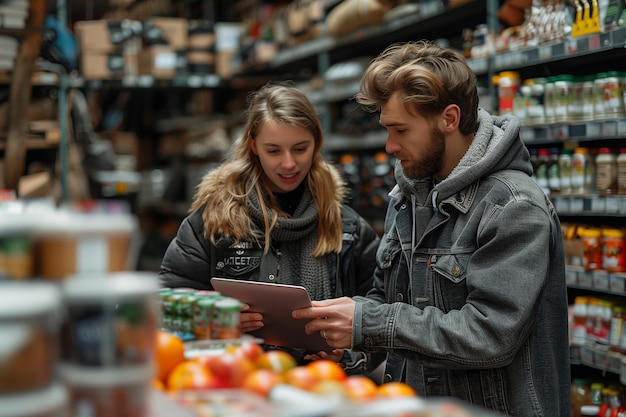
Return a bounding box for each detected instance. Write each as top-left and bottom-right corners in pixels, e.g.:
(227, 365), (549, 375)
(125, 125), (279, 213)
(442, 104), (461, 132)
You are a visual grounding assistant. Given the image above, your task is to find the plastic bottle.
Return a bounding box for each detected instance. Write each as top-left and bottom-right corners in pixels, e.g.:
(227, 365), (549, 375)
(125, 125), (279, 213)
(547, 148), (561, 195)
(572, 296), (589, 345)
(559, 149), (573, 195)
(616, 148), (626, 195)
(609, 305), (625, 351)
(596, 147), (618, 196)
(497, 71), (521, 115)
(571, 379), (592, 417)
(535, 148), (550, 195)
(602, 228), (626, 272)
(572, 147), (589, 195)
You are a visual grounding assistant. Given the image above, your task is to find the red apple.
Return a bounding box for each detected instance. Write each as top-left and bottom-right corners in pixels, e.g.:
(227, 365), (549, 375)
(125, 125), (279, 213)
(206, 351), (256, 388)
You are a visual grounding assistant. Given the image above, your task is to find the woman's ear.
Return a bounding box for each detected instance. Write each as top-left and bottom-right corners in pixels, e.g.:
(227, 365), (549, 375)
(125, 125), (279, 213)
(250, 137), (258, 155)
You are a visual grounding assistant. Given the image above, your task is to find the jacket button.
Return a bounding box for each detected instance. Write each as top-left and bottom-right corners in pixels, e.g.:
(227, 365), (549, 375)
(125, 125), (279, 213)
(401, 204), (407, 210)
(268, 275), (275, 281)
(383, 374), (393, 383)
(451, 265), (461, 277)
(364, 338), (373, 348)
(396, 293), (403, 302)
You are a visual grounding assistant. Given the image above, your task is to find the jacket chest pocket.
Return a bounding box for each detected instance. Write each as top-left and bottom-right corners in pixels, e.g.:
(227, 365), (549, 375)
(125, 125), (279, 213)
(377, 237), (406, 303)
(429, 253), (470, 312)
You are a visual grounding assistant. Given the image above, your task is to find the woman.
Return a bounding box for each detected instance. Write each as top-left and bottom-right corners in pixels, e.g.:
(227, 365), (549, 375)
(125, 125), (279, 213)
(159, 83), (381, 368)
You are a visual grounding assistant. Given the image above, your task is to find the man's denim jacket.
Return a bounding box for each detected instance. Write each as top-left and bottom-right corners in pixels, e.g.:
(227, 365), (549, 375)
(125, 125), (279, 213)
(353, 169), (571, 416)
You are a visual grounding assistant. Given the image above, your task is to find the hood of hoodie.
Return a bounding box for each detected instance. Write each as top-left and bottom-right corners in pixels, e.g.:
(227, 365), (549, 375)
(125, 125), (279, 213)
(392, 109), (532, 206)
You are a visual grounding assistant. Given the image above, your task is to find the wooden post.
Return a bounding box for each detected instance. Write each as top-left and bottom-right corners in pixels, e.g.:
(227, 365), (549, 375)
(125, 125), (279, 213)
(4, 0), (49, 191)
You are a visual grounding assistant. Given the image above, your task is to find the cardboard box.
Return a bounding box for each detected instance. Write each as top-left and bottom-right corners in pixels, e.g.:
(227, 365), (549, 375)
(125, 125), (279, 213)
(143, 17), (188, 49)
(79, 50), (138, 80)
(138, 46), (185, 79)
(216, 50), (239, 79)
(215, 22), (243, 52)
(187, 50), (215, 73)
(74, 19), (142, 52)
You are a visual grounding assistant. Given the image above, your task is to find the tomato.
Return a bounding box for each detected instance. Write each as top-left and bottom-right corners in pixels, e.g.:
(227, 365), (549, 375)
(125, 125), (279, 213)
(205, 351), (256, 388)
(166, 360), (221, 391)
(311, 379), (349, 398)
(242, 369), (284, 397)
(255, 350), (297, 374)
(283, 365), (321, 391)
(377, 381), (417, 398)
(306, 359), (346, 381)
(155, 330), (186, 383)
(230, 341), (264, 363)
(342, 376), (378, 401)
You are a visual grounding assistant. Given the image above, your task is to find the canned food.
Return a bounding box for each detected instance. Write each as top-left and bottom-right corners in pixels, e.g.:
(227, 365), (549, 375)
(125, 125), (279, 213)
(212, 297), (243, 340)
(193, 296), (218, 340)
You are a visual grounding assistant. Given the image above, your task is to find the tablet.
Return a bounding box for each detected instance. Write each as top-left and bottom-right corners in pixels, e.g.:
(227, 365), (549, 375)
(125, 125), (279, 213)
(210, 277), (332, 352)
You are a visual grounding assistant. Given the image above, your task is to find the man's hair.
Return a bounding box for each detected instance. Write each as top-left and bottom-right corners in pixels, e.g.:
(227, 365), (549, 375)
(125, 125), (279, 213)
(356, 40), (479, 135)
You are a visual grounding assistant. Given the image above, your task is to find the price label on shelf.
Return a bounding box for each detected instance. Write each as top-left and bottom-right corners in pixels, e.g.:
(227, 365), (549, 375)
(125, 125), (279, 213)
(588, 34), (601, 50)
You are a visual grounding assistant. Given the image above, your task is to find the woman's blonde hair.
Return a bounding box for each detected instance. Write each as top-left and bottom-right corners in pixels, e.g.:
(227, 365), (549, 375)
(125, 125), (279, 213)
(190, 83), (347, 256)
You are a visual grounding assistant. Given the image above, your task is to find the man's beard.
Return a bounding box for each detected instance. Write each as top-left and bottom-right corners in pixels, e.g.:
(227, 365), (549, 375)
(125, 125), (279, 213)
(402, 126), (445, 180)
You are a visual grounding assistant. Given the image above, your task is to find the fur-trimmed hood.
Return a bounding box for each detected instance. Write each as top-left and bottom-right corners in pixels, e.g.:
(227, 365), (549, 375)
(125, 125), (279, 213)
(192, 160), (349, 208)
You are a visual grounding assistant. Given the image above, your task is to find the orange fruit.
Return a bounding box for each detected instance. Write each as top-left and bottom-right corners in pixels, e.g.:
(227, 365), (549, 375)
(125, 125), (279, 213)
(152, 378), (165, 390)
(342, 375), (378, 401)
(242, 369), (284, 397)
(283, 365), (321, 390)
(166, 360), (220, 391)
(377, 381), (417, 398)
(155, 330), (186, 383)
(255, 350), (297, 374)
(306, 359), (347, 381)
(311, 379), (349, 398)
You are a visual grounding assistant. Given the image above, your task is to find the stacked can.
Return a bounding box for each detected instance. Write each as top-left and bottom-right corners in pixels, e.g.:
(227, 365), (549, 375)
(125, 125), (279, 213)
(160, 287), (243, 342)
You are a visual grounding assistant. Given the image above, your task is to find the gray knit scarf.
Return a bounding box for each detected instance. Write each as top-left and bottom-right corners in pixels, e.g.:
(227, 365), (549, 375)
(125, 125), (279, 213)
(247, 186), (332, 300)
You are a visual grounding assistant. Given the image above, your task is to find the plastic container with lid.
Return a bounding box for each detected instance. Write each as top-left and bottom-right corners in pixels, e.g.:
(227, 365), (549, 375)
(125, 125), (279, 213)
(572, 296), (589, 345)
(617, 148), (626, 195)
(596, 147), (618, 196)
(0, 281), (63, 393)
(495, 71), (520, 115)
(59, 364), (152, 417)
(526, 77), (546, 125)
(0, 382), (69, 417)
(581, 74), (597, 122)
(602, 71), (626, 119)
(553, 74), (574, 123)
(32, 204), (139, 281)
(602, 228), (626, 272)
(559, 149), (573, 195)
(580, 227), (603, 270)
(60, 272), (159, 367)
(571, 378), (591, 417)
(571, 147), (590, 195)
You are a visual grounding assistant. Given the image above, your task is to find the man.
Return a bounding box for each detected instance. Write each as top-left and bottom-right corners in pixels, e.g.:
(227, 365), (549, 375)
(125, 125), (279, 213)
(293, 40), (570, 416)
